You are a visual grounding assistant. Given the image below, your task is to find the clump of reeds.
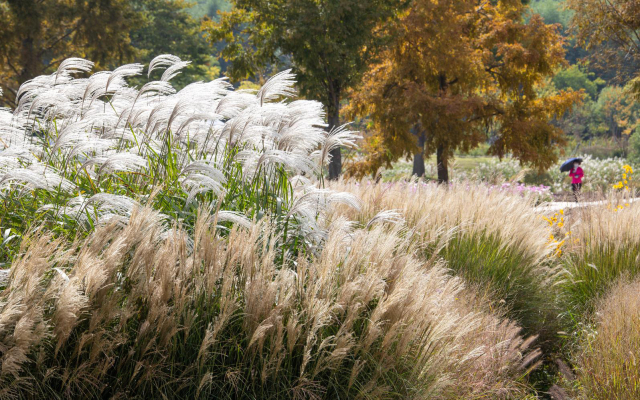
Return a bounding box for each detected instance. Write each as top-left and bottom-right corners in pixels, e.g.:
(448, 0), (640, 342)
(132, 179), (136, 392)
(561, 193), (640, 314)
(0, 207), (536, 399)
(0, 56), (359, 265)
(327, 181), (559, 347)
(568, 278), (640, 399)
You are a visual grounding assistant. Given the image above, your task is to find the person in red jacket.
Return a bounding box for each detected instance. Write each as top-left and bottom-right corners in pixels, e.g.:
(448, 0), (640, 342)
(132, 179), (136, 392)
(569, 161), (584, 201)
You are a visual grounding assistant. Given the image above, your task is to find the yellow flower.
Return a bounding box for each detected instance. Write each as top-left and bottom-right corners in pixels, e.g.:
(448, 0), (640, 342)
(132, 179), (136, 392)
(559, 209), (564, 215)
(626, 203), (630, 207)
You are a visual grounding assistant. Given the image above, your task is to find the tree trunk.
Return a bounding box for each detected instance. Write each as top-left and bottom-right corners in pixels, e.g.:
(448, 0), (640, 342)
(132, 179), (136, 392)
(327, 89), (342, 181)
(436, 144), (449, 183)
(10, 0), (42, 85)
(412, 126), (426, 177)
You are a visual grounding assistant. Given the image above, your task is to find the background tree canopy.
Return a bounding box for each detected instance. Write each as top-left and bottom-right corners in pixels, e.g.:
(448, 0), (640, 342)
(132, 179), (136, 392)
(346, 0), (582, 182)
(1, 0), (639, 175)
(204, 0), (407, 179)
(0, 0), (225, 107)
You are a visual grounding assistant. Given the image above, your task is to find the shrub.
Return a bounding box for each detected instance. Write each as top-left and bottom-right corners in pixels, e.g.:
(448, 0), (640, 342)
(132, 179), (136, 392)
(472, 158), (522, 183)
(547, 155), (634, 193)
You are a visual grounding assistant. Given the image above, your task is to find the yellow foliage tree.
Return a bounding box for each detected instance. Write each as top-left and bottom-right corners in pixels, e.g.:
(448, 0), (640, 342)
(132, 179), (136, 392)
(347, 0), (582, 182)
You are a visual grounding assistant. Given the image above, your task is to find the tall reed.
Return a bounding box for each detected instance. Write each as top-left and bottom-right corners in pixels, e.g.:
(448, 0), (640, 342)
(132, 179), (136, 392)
(327, 181), (560, 347)
(0, 207), (536, 399)
(560, 195), (640, 315)
(569, 278), (640, 399)
(0, 56), (359, 266)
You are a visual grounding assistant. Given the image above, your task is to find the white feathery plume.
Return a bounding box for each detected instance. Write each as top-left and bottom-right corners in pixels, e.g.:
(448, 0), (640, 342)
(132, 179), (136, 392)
(319, 124), (361, 167)
(0, 164), (75, 193)
(106, 63), (144, 92)
(16, 74), (56, 106)
(53, 267), (70, 282)
(82, 152), (148, 175)
(175, 113), (221, 138)
(0, 109), (28, 146)
(215, 211), (251, 229)
(286, 188), (356, 220)
(366, 210), (406, 228)
(178, 79), (232, 101)
(68, 138), (117, 158)
(215, 91), (258, 119)
(148, 54), (183, 77)
(51, 120), (96, 153)
(85, 193), (139, 216)
(161, 61), (191, 82)
(0, 145), (38, 172)
(257, 149), (318, 175)
(256, 69), (297, 105)
(55, 58), (94, 81)
(181, 160), (227, 203)
(139, 81), (177, 99)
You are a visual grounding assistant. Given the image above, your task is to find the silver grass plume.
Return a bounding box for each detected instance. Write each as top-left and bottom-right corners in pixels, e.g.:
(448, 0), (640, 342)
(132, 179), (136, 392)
(257, 69), (297, 106)
(55, 58), (94, 82)
(0, 164), (75, 193)
(148, 54), (191, 82)
(106, 63), (144, 92)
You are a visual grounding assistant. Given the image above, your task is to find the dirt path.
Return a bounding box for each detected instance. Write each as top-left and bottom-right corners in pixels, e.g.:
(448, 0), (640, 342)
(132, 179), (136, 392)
(537, 197), (640, 213)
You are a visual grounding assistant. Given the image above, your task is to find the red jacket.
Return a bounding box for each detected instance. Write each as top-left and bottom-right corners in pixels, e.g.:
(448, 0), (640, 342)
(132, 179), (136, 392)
(569, 167), (583, 184)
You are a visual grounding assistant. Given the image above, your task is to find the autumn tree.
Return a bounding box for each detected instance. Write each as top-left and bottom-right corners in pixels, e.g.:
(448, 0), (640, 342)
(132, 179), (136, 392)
(129, 0), (221, 87)
(0, 0), (216, 107)
(204, 0), (406, 179)
(567, 0), (640, 85)
(0, 0), (141, 107)
(347, 0), (581, 182)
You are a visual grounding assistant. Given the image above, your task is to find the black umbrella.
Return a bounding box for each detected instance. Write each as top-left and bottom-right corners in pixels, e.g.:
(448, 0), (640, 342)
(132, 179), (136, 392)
(560, 157), (583, 173)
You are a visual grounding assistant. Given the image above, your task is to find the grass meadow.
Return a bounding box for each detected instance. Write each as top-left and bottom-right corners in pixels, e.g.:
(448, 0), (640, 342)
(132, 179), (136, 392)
(0, 58), (639, 399)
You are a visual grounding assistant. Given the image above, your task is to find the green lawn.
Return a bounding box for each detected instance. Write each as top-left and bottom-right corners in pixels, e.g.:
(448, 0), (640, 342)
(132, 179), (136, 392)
(381, 155), (495, 181)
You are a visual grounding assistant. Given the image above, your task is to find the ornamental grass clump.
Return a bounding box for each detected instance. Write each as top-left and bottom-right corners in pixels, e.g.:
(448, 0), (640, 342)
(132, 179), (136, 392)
(326, 181), (560, 348)
(569, 278), (640, 400)
(560, 195), (640, 315)
(0, 57), (540, 399)
(0, 55), (359, 266)
(0, 207), (536, 399)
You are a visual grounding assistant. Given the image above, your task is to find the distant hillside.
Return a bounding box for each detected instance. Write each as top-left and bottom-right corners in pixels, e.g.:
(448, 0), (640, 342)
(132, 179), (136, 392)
(188, 0), (231, 19)
(530, 0), (572, 30)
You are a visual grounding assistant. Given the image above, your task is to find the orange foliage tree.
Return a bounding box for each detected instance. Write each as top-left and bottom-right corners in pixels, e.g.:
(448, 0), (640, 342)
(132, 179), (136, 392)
(567, 0), (640, 85)
(347, 0), (582, 182)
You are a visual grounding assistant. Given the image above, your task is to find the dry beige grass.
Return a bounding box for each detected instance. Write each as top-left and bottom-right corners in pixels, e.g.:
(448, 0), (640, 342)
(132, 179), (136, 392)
(560, 195), (640, 313)
(326, 180), (559, 350)
(570, 278), (640, 400)
(0, 205), (536, 399)
(326, 180), (551, 262)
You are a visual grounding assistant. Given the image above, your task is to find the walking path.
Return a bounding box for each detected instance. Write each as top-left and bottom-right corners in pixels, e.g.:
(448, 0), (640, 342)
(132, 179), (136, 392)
(537, 197), (640, 213)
